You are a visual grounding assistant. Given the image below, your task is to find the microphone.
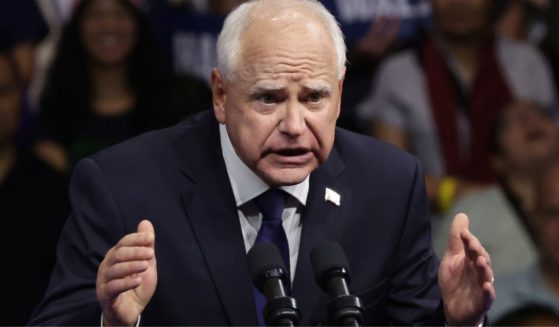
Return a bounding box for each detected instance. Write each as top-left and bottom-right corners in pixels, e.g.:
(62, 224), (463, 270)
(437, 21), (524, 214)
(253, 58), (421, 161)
(248, 243), (300, 326)
(310, 241), (364, 326)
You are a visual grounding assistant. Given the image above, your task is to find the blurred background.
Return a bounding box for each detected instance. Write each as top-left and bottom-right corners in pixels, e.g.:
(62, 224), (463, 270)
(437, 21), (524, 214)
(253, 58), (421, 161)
(2, 0), (559, 325)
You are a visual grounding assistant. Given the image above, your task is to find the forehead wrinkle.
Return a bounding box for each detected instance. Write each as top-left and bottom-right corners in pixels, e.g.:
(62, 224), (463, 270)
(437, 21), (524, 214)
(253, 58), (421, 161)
(250, 55), (334, 80)
(241, 60), (332, 84)
(244, 45), (333, 67)
(237, 38), (337, 86)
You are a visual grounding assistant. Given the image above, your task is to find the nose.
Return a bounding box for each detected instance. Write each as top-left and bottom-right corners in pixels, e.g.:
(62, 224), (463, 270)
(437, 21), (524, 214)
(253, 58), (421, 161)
(100, 15), (121, 30)
(278, 101), (306, 138)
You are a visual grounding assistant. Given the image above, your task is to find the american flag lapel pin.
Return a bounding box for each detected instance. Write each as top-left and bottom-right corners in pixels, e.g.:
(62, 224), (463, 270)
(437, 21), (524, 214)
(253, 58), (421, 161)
(324, 187), (341, 206)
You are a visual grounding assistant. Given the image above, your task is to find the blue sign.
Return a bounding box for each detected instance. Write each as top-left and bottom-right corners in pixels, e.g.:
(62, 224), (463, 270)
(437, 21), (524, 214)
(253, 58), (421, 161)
(321, 0), (431, 43)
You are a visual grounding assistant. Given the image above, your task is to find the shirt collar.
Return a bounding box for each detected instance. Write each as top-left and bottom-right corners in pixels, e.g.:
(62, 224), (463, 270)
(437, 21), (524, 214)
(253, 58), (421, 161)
(219, 124), (309, 207)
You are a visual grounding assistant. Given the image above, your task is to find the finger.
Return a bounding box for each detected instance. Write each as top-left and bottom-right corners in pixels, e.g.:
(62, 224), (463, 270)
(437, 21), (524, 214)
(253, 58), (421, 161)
(115, 230), (154, 249)
(137, 220), (155, 248)
(472, 257), (496, 314)
(446, 213), (469, 254)
(112, 220), (155, 249)
(476, 256), (494, 285)
(484, 279), (496, 300)
(138, 220), (156, 267)
(104, 260), (150, 281)
(104, 276), (143, 299)
(462, 229), (491, 266)
(481, 280), (496, 312)
(137, 219), (154, 235)
(107, 246), (154, 266)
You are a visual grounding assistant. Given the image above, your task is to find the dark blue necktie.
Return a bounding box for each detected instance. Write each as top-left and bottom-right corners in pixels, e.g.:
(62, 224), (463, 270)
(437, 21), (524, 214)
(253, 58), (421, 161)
(252, 189), (290, 326)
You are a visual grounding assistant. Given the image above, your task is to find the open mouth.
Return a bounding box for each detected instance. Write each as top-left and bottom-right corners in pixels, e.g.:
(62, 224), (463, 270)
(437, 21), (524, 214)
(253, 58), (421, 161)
(275, 148), (310, 157)
(266, 147), (314, 165)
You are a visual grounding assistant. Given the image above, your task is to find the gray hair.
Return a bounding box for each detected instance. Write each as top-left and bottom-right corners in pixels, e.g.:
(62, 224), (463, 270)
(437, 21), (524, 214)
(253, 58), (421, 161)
(216, 0), (346, 80)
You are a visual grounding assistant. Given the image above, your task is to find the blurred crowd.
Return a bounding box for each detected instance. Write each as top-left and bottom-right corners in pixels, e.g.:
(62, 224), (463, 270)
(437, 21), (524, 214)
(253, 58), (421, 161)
(3, 0), (559, 325)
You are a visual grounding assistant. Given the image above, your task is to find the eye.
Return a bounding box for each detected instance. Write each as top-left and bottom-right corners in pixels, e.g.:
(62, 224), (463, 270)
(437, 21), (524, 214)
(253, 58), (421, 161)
(305, 91), (328, 104)
(258, 93), (279, 105)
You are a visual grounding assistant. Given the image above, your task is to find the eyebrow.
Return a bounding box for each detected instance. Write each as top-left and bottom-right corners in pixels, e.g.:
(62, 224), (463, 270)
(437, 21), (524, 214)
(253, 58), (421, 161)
(302, 81), (332, 93)
(248, 80), (333, 95)
(248, 82), (285, 94)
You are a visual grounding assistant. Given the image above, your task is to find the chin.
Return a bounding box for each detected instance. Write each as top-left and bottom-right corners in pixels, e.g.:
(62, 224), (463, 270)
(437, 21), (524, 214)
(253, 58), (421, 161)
(259, 167), (314, 187)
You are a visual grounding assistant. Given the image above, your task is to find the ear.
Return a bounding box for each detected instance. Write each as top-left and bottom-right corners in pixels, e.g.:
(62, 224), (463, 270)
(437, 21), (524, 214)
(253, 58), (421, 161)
(211, 68), (226, 124)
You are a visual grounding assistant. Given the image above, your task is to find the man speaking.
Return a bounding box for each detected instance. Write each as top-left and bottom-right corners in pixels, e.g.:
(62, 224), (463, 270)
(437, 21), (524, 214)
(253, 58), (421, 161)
(30, 0), (494, 325)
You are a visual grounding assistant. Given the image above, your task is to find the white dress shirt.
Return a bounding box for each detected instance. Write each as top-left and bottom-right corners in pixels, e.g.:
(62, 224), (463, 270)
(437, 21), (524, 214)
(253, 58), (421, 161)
(219, 124), (308, 281)
(101, 125), (309, 326)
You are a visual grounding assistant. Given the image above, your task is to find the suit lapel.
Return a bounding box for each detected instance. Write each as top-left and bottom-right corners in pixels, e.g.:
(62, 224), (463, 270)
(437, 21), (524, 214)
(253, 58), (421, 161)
(174, 115), (351, 325)
(292, 146), (352, 324)
(176, 113), (257, 325)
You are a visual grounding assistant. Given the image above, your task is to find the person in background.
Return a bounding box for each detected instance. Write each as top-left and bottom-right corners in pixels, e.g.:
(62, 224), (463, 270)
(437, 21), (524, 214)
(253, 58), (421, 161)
(143, 0), (245, 117)
(341, 21), (402, 134)
(497, 0), (548, 43)
(540, 0), (559, 100)
(0, 0), (49, 144)
(489, 151), (559, 322)
(433, 101), (559, 277)
(35, 0), (183, 174)
(0, 0), (48, 86)
(319, 0), (431, 133)
(0, 48), (69, 325)
(357, 0), (556, 213)
(492, 0), (559, 115)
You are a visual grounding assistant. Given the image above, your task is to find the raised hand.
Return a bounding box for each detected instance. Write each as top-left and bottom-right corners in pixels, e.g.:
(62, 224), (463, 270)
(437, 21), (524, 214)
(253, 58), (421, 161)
(438, 213), (495, 326)
(96, 220), (157, 326)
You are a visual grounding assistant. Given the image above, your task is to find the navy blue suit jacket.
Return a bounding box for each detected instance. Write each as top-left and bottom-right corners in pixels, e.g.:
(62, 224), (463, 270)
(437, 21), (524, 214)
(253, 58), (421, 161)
(30, 111), (444, 325)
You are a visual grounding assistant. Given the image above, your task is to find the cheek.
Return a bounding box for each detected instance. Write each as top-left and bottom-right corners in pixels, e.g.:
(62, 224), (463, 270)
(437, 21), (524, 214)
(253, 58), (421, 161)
(227, 115), (273, 162)
(122, 22), (137, 43)
(547, 125), (559, 139)
(0, 94), (20, 115)
(80, 27), (100, 56)
(500, 133), (523, 153)
(229, 102), (276, 134)
(313, 112), (337, 140)
(80, 19), (96, 37)
(237, 127), (262, 157)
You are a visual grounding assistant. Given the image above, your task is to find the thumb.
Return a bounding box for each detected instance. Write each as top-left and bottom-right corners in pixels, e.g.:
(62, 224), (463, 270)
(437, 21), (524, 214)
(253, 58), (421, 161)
(446, 213), (469, 254)
(137, 219), (155, 247)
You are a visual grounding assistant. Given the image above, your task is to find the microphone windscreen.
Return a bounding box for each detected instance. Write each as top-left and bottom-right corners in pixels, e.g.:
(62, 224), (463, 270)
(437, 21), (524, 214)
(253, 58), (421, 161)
(247, 243), (287, 289)
(310, 241), (350, 290)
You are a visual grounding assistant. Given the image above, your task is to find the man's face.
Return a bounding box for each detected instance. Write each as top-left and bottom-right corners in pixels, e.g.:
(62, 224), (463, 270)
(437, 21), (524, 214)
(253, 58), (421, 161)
(212, 13), (343, 186)
(432, 0), (491, 41)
